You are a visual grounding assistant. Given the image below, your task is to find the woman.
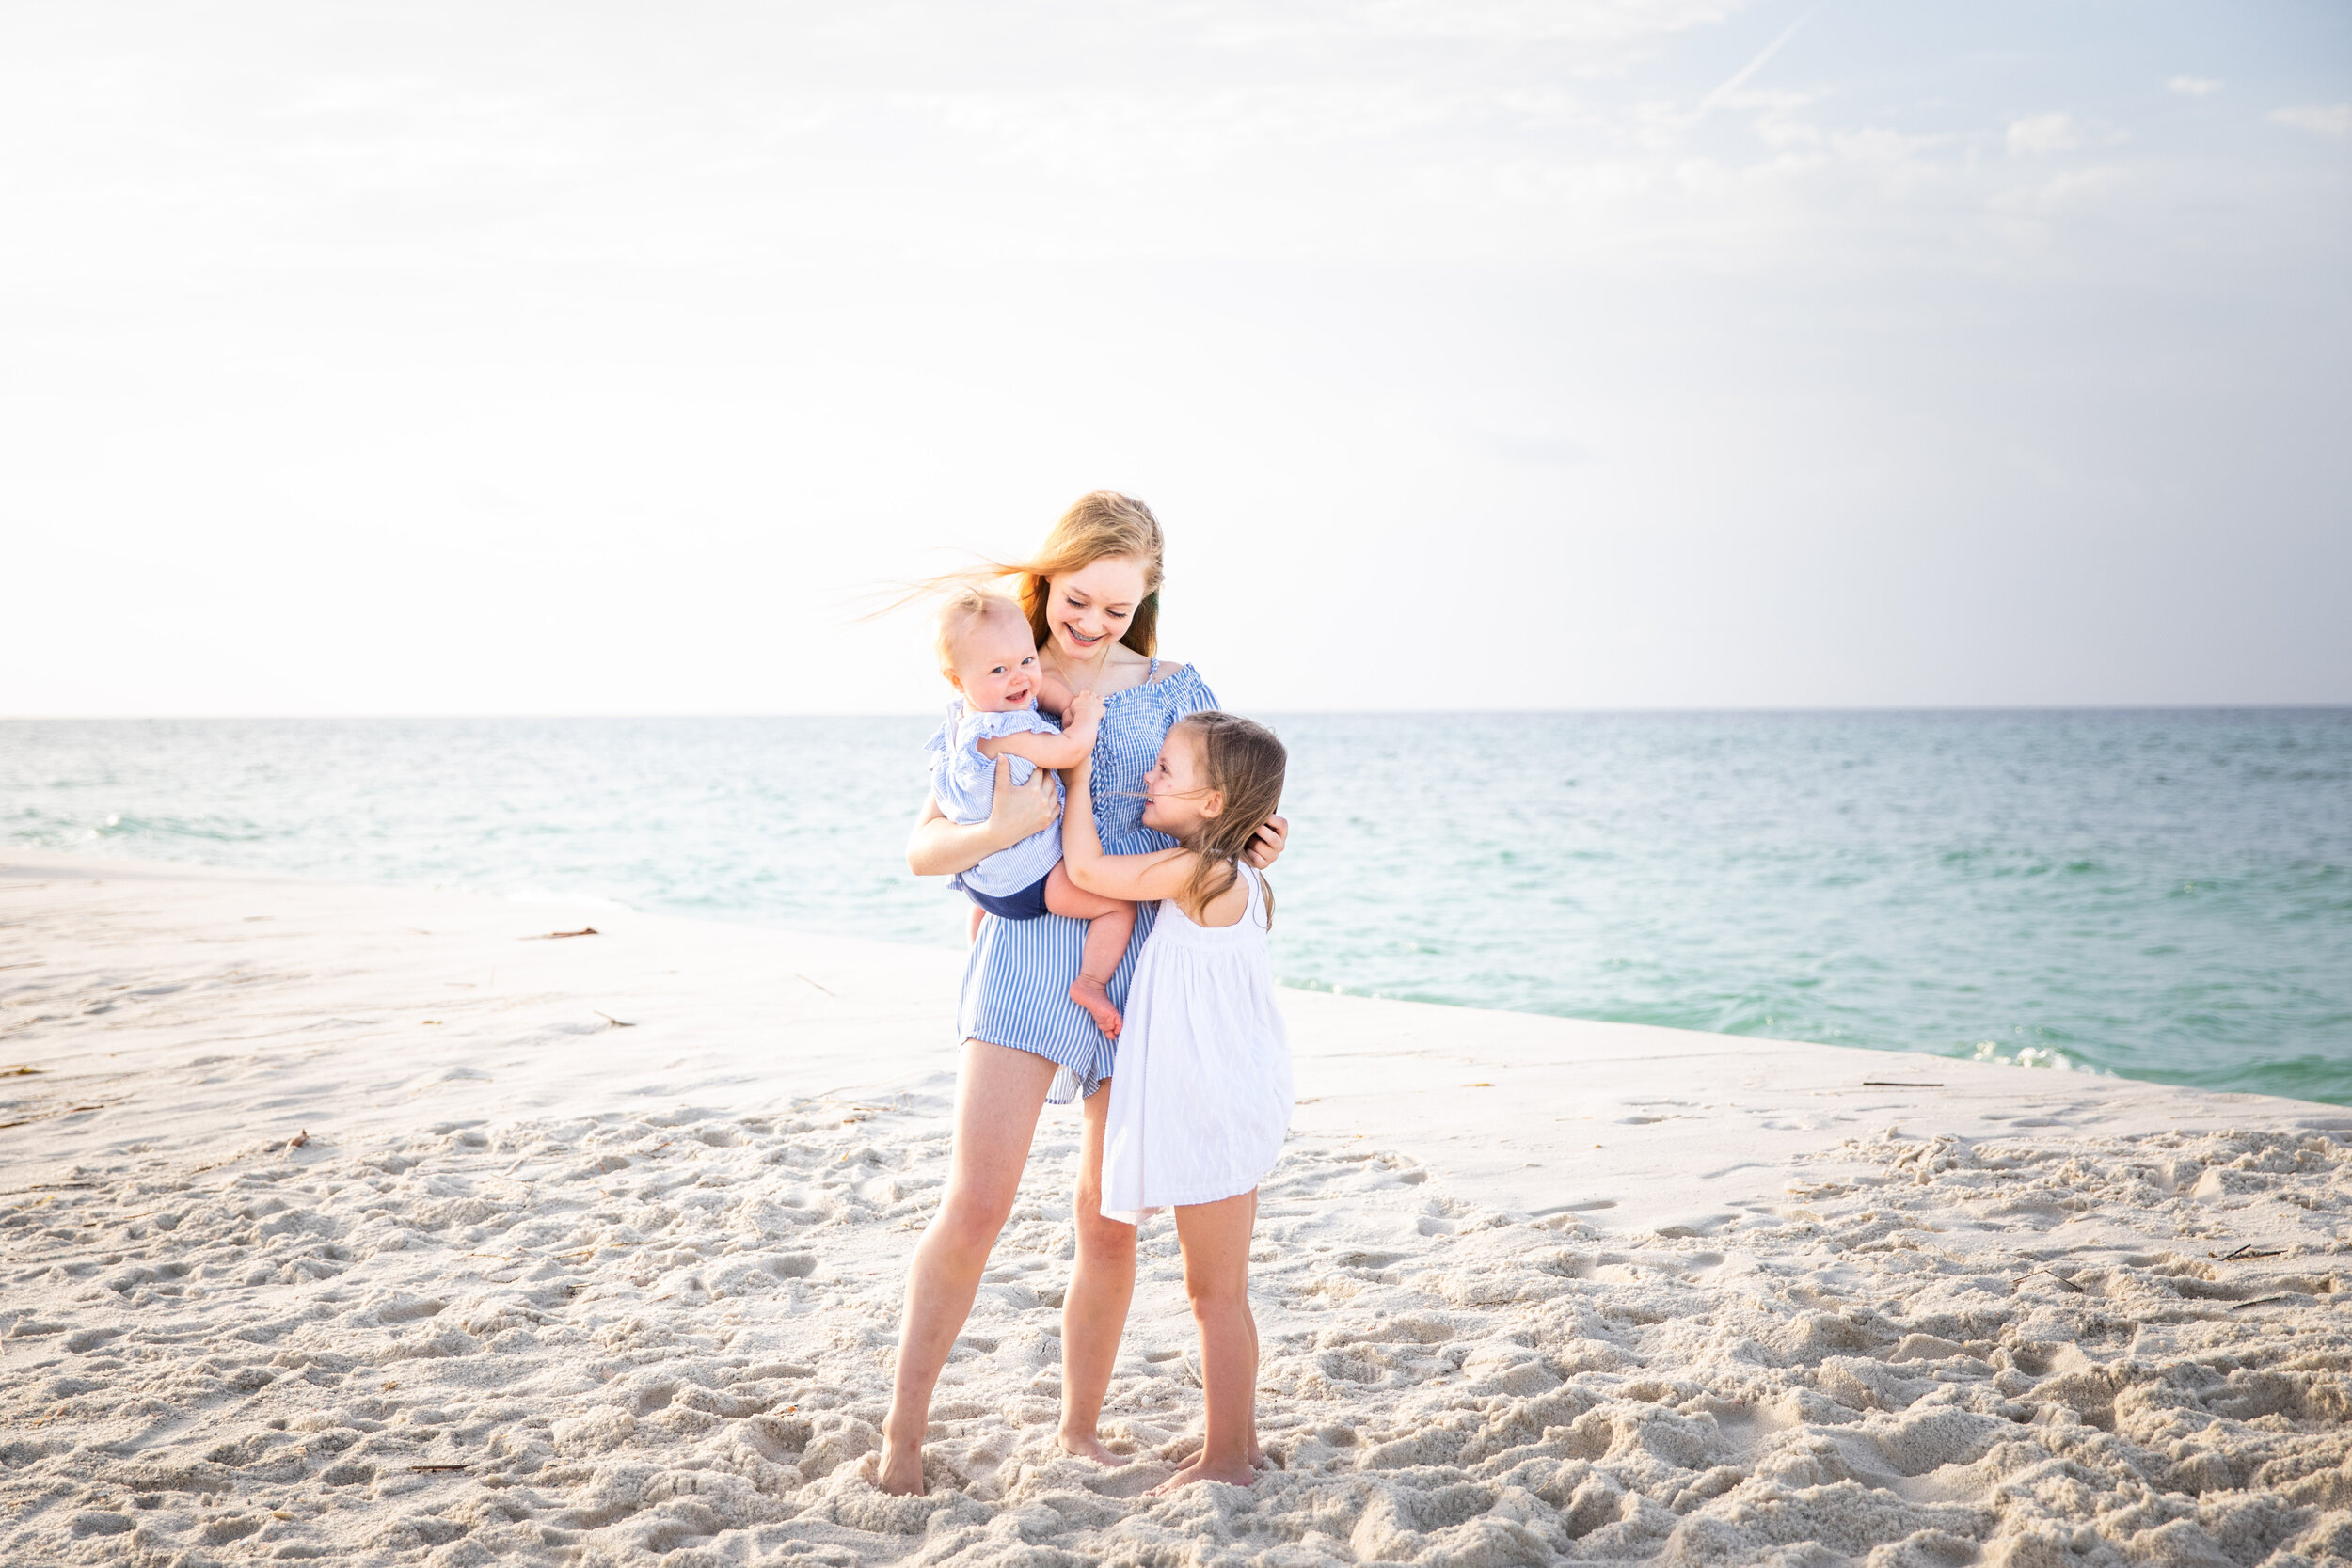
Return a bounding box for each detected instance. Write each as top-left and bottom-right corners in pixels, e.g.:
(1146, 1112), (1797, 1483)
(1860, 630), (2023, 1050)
(879, 491), (1288, 1496)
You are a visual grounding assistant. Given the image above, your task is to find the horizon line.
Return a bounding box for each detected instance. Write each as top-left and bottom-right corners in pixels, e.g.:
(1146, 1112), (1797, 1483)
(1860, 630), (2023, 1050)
(6, 704), (2350, 722)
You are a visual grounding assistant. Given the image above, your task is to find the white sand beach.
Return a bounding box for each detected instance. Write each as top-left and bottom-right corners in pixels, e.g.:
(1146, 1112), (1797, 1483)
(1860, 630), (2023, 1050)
(5, 848), (2349, 1566)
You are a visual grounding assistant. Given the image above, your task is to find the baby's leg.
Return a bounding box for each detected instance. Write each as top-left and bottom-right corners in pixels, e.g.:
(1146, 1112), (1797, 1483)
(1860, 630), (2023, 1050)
(968, 904), (984, 943)
(1151, 1190), (1259, 1493)
(1044, 863), (1135, 1039)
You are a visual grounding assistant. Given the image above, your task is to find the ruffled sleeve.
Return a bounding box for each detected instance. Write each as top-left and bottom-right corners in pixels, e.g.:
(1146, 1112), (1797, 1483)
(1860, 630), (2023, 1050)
(945, 706), (1059, 797)
(1159, 663), (1217, 720)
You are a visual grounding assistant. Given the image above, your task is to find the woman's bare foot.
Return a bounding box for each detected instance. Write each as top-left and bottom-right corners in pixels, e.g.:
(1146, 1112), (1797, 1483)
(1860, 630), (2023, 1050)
(875, 1436), (927, 1496)
(1150, 1453), (1257, 1494)
(1056, 1427), (1120, 1466)
(1069, 976), (1122, 1039)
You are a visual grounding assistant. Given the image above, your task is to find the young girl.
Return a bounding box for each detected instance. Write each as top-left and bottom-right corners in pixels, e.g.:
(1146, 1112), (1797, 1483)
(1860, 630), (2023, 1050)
(927, 587), (1136, 1037)
(1060, 710), (1291, 1492)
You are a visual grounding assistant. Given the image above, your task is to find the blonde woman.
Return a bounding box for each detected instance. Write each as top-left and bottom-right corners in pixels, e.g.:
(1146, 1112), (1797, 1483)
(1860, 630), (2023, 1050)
(882, 492), (1289, 1495)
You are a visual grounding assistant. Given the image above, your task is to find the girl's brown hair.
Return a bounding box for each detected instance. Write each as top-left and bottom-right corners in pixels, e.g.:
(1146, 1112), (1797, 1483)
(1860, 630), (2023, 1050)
(1167, 711), (1286, 927)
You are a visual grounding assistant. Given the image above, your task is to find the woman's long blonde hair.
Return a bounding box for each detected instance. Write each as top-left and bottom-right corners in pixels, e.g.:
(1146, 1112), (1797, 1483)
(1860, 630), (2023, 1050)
(925, 491), (1166, 657)
(1168, 712), (1286, 927)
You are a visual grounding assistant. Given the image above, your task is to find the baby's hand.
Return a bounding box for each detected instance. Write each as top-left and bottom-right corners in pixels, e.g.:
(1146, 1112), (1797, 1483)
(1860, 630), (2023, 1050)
(1066, 689), (1106, 731)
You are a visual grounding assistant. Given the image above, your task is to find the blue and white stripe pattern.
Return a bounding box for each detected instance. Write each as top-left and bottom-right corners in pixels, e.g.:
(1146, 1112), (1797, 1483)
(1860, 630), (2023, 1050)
(955, 660), (1217, 1101)
(924, 700), (1068, 897)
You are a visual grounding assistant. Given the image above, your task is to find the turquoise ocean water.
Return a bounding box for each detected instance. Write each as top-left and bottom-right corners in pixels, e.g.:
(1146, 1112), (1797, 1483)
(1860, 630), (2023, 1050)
(4, 711), (2347, 1104)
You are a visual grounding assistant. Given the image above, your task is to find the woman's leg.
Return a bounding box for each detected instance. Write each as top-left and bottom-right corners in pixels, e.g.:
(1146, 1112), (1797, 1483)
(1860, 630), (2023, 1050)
(1152, 1190), (1260, 1492)
(1057, 1080), (1138, 1462)
(879, 1040), (1059, 1495)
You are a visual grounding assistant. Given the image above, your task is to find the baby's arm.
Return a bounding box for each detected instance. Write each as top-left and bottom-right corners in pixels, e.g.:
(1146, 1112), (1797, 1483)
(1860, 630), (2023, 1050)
(977, 689), (1104, 771)
(1060, 754), (1198, 902)
(1033, 668), (1078, 724)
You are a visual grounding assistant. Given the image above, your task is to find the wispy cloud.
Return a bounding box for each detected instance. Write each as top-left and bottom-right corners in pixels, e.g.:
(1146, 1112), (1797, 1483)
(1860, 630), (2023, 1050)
(1688, 4), (1819, 127)
(2270, 103), (2352, 138)
(2006, 112), (2080, 155)
(2166, 76), (2222, 98)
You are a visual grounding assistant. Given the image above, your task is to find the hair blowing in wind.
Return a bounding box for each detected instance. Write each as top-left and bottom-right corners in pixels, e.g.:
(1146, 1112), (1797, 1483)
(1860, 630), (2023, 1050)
(1169, 711), (1286, 927)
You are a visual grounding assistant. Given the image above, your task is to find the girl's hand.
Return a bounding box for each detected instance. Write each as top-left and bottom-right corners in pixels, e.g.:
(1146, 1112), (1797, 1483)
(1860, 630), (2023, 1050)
(1245, 813), (1289, 869)
(986, 755), (1060, 847)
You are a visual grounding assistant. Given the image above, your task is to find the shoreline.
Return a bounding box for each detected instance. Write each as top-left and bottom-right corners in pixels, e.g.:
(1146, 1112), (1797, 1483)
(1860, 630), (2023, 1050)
(5, 849), (2349, 1565)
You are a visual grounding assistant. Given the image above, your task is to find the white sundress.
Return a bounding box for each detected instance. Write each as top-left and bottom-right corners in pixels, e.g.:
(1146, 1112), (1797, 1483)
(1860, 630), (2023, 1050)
(1100, 863), (1292, 1224)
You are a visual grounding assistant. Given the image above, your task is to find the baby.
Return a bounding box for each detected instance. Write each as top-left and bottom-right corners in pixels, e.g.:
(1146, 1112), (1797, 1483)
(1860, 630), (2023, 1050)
(925, 589), (1136, 1038)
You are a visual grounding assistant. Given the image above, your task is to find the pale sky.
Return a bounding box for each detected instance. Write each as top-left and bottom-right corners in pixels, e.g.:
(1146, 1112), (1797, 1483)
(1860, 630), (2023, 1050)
(4, 1), (2347, 715)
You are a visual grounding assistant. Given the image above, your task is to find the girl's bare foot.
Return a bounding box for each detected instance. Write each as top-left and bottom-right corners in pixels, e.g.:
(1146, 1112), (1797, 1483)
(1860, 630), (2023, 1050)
(876, 1436), (927, 1496)
(1249, 1442), (1268, 1469)
(1150, 1454), (1257, 1494)
(1056, 1428), (1120, 1465)
(1069, 976), (1122, 1039)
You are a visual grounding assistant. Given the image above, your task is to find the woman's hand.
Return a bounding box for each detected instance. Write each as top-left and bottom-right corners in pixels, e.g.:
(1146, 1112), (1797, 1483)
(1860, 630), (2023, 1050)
(985, 754), (1061, 845)
(1245, 812), (1289, 870)
(905, 759), (1063, 877)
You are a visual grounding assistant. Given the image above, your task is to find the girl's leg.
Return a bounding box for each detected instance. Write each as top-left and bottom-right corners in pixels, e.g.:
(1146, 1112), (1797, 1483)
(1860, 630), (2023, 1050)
(1043, 865), (1135, 1038)
(879, 1040), (1059, 1495)
(1152, 1190), (1260, 1492)
(1058, 1079), (1138, 1462)
(1244, 1190), (1263, 1467)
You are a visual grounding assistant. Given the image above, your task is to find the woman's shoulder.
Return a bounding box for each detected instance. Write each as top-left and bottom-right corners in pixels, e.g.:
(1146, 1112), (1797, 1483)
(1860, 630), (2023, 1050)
(1147, 659), (1215, 708)
(1117, 656), (1202, 691)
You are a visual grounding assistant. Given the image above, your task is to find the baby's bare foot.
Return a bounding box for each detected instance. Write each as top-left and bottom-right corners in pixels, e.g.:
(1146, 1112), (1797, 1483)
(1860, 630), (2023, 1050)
(1070, 977), (1122, 1039)
(1056, 1428), (1120, 1466)
(1249, 1442), (1268, 1470)
(875, 1438), (927, 1496)
(1150, 1455), (1257, 1494)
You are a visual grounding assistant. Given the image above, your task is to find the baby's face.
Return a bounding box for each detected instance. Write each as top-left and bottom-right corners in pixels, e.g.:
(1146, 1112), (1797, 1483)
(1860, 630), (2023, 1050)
(948, 617), (1043, 712)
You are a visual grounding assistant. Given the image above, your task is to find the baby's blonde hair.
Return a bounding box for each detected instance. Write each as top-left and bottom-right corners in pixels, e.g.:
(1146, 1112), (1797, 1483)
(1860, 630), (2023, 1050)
(934, 588), (1032, 677)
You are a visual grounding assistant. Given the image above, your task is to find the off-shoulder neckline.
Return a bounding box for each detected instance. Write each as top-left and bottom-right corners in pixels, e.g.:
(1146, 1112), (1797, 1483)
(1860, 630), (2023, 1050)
(1103, 659), (1195, 702)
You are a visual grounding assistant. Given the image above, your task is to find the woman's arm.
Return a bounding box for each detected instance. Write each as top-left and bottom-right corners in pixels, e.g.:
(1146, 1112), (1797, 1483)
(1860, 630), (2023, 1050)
(1060, 756), (1194, 901)
(905, 757), (1061, 877)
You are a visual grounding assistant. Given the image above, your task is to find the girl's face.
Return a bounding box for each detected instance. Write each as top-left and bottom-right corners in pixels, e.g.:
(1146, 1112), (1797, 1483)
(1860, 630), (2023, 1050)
(1141, 726), (1223, 836)
(1045, 557), (1149, 662)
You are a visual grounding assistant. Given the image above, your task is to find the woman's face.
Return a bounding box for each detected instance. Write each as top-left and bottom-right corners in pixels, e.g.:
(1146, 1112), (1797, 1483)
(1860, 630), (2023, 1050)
(1044, 557), (1149, 662)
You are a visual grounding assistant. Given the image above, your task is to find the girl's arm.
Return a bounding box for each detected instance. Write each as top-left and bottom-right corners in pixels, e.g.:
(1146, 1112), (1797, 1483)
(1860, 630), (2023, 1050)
(905, 760), (1060, 877)
(1060, 755), (1197, 901)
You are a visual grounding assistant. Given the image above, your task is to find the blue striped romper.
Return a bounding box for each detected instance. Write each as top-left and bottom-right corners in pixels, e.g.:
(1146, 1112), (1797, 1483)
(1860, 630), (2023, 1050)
(955, 659), (1218, 1102)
